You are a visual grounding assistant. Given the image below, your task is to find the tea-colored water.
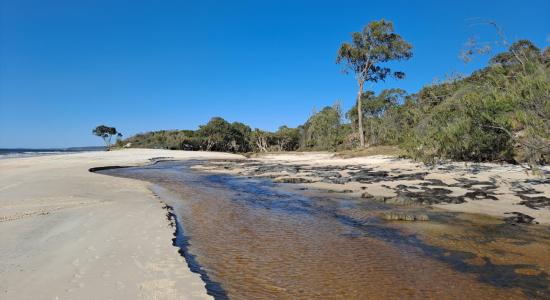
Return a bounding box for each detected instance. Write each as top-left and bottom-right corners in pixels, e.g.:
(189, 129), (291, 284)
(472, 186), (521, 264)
(99, 161), (550, 299)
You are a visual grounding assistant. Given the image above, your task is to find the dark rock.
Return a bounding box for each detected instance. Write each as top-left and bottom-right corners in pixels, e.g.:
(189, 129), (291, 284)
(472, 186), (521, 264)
(453, 177), (497, 189)
(327, 189), (353, 193)
(503, 212), (539, 225)
(321, 177), (351, 185)
(361, 192), (373, 198)
(464, 190), (498, 200)
(393, 186), (463, 205)
(393, 172), (428, 181)
(348, 169), (389, 183)
(517, 195), (550, 210)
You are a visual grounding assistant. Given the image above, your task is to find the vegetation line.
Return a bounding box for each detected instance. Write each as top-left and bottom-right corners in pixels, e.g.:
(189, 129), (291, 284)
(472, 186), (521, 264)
(105, 20), (548, 167)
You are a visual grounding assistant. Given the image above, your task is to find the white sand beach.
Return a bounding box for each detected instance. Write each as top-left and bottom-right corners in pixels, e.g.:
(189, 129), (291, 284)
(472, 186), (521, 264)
(0, 149), (242, 300)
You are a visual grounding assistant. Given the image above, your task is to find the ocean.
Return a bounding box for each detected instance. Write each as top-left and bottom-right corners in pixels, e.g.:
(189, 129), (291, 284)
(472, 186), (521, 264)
(0, 147), (104, 159)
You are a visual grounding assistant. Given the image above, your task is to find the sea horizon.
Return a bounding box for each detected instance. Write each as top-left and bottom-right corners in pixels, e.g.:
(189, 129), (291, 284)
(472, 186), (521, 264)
(0, 146), (104, 159)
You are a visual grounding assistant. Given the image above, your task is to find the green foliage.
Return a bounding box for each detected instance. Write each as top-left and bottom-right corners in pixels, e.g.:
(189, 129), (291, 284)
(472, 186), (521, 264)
(489, 40), (541, 67)
(401, 42), (549, 164)
(124, 130), (197, 150)
(196, 117), (252, 152)
(337, 19), (412, 147)
(122, 33), (548, 166)
(123, 118), (302, 153)
(248, 126), (302, 152)
(347, 89), (408, 146)
(339, 37), (548, 165)
(543, 47), (550, 67)
(336, 19), (413, 82)
(301, 104), (346, 150)
(274, 126), (301, 151)
(124, 118), (254, 153)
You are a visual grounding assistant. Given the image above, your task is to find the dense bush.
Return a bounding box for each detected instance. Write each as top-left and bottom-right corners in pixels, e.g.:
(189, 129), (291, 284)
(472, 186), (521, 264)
(301, 104), (347, 150)
(401, 41), (549, 164)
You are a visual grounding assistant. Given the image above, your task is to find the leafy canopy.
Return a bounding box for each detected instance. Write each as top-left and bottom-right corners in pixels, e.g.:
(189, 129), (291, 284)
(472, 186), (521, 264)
(93, 125), (118, 137)
(336, 19), (413, 83)
(93, 125), (122, 149)
(490, 40), (541, 67)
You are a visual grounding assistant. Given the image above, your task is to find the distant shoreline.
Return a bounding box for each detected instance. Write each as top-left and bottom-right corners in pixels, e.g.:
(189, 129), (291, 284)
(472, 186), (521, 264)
(0, 149), (241, 299)
(0, 147), (104, 159)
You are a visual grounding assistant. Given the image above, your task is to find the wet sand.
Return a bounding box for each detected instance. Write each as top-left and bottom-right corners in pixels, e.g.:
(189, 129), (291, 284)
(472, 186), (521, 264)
(0, 149), (242, 299)
(101, 160), (550, 299)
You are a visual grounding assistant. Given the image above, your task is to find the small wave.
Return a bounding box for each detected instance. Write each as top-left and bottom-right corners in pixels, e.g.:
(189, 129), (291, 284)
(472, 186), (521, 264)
(0, 151), (76, 159)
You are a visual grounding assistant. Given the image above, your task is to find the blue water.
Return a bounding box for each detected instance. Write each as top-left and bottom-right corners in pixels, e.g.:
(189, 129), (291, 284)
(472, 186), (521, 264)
(0, 147), (104, 159)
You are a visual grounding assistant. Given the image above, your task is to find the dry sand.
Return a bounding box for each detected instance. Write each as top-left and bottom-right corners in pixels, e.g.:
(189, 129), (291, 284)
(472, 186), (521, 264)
(0, 149), (243, 300)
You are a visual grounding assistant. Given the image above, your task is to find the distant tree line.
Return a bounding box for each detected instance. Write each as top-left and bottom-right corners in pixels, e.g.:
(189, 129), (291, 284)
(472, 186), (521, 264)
(119, 20), (549, 166)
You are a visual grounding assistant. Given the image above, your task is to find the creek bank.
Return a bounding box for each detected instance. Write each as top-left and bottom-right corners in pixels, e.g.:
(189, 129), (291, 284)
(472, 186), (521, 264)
(192, 154), (550, 225)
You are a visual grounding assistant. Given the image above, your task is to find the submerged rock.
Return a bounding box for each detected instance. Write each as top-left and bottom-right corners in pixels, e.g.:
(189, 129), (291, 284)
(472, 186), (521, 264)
(363, 193), (417, 206)
(321, 177), (352, 184)
(504, 212), (539, 225)
(328, 189), (353, 193)
(373, 195), (388, 202)
(384, 195), (416, 206)
(274, 177), (314, 184)
(361, 192), (373, 198)
(381, 212), (430, 221)
(360, 192), (388, 202)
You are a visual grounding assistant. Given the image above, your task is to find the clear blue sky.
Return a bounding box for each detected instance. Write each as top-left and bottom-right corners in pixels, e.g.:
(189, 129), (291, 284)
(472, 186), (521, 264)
(1, 0), (549, 148)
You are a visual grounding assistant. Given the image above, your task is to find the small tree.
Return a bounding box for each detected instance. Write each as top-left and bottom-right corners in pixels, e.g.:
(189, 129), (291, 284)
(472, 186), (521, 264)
(93, 125), (122, 150)
(337, 19), (412, 147)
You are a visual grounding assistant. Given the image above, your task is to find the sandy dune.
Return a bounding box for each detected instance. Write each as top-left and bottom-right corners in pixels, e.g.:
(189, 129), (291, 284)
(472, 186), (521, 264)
(0, 149), (243, 300)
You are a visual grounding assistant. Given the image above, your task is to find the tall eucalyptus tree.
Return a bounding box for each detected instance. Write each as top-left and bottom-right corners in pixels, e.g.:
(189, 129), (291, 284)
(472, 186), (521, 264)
(337, 19), (412, 147)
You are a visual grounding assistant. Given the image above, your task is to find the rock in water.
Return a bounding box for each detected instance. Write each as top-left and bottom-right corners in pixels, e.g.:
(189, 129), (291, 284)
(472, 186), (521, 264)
(385, 195), (416, 206)
(365, 194), (416, 206)
(361, 192), (373, 198)
(373, 195), (388, 202)
(381, 212), (430, 221)
(415, 214), (430, 221)
(274, 177), (314, 184)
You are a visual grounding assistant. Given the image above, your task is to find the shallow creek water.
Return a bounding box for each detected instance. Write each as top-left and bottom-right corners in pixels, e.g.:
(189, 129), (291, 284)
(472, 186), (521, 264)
(98, 161), (550, 299)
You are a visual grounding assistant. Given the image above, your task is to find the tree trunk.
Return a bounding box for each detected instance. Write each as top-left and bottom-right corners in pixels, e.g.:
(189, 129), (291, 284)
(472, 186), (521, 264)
(206, 139), (214, 151)
(356, 80), (365, 148)
(103, 136), (111, 151)
(256, 136), (268, 152)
